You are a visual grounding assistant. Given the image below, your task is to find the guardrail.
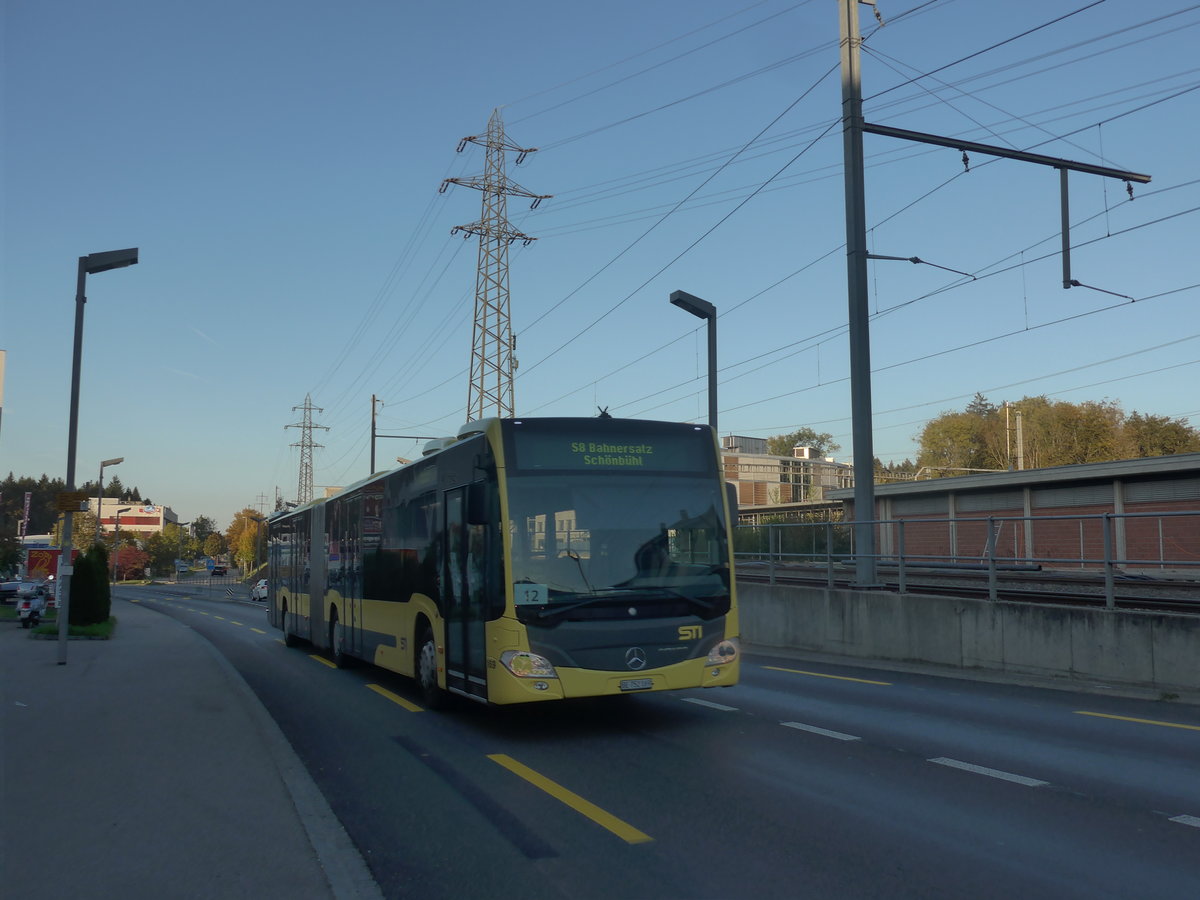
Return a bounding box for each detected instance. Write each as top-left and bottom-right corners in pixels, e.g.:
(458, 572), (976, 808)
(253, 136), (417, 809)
(734, 510), (1200, 608)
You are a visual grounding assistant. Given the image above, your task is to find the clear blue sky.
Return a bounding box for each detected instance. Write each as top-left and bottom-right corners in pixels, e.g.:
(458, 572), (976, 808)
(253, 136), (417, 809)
(3, 0), (1198, 531)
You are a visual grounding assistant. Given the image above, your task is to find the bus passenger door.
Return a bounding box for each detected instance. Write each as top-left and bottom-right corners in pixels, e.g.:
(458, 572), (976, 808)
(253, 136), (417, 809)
(345, 495), (363, 658)
(444, 487), (488, 700)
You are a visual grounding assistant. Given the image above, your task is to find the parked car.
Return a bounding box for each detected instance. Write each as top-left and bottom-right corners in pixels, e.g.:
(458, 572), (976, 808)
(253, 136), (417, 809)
(211, 566), (227, 576)
(250, 579), (268, 601)
(0, 580), (21, 602)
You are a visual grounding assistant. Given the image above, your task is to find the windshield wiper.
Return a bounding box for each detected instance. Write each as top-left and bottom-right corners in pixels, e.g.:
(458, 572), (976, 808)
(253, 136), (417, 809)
(531, 589), (634, 620)
(635, 586), (721, 612)
(530, 586), (722, 620)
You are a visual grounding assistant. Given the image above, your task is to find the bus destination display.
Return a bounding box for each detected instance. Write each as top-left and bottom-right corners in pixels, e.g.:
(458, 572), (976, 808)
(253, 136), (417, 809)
(510, 426), (711, 472)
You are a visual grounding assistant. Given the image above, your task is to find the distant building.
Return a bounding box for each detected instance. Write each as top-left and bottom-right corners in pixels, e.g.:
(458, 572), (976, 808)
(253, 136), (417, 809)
(91, 498), (180, 536)
(828, 452), (1200, 567)
(721, 435), (853, 518)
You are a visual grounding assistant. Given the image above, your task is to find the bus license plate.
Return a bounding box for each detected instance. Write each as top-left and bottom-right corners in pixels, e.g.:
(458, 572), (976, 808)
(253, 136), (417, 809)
(620, 678), (653, 692)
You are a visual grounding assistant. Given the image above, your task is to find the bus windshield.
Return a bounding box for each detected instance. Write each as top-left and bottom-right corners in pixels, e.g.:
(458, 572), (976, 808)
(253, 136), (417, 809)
(505, 472), (731, 622)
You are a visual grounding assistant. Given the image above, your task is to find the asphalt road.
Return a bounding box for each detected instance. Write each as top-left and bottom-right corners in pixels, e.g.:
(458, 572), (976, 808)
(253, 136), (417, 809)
(119, 585), (1200, 899)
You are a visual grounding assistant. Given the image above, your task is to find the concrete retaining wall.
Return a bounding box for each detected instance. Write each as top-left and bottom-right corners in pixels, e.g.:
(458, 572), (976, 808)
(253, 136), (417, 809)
(739, 583), (1200, 694)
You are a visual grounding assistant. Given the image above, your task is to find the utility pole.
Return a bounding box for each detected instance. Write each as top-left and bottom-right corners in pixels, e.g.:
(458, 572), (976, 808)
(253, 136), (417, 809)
(840, 0), (878, 586)
(370, 394), (380, 474)
(285, 394), (328, 505)
(1015, 411), (1025, 471)
(836, 0), (1148, 585)
(440, 108), (551, 421)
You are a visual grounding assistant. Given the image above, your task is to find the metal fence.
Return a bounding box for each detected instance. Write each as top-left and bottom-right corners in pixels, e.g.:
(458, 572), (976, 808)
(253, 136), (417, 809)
(734, 510), (1200, 607)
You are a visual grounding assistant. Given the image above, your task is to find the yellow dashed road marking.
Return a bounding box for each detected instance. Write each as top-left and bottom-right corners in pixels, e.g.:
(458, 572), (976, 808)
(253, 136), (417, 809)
(1076, 711), (1200, 732)
(764, 665), (891, 686)
(488, 753), (653, 844)
(366, 684), (423, 712)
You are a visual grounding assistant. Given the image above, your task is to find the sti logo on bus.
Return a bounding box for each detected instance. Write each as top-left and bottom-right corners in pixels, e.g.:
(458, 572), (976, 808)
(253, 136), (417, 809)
(678, 625), (702, 641)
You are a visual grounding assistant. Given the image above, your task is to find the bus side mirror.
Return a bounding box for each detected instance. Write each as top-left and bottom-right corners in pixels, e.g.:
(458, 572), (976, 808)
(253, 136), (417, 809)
(725, 482), (738, 520)
(467, 482), (491, 526)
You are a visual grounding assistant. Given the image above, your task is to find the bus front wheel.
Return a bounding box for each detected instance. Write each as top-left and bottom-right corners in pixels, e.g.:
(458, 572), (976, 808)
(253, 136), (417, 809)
(417, 629), (446, 709)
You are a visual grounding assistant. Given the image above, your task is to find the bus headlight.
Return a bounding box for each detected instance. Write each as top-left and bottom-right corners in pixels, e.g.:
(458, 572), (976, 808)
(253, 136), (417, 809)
(500, 650), (559, 679)
(705, 638), (740, 666)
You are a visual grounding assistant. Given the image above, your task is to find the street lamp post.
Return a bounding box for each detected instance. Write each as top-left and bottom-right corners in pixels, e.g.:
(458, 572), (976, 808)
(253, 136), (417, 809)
(248, 514), (266, 573)
(176, 521), (191, 583)
(670, 290), (718, 434)
(95, 456), (124, 544)
(110, 506), (131, 581)
(58, 247), (139, 665)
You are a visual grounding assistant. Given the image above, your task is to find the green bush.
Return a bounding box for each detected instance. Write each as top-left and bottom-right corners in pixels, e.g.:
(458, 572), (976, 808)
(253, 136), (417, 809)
(70, 544), (112, 627)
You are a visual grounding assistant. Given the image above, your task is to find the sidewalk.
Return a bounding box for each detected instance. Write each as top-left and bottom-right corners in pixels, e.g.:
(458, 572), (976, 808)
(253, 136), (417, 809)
(1, 597), (381, 900)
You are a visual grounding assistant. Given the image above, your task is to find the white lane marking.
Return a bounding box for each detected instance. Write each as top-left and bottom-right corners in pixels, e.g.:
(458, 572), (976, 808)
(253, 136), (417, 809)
(1170, 814), (1200, 828)
(681, 697), (738, 712)
(928, 757), (1048, 787)
(781, 721), (861, 742)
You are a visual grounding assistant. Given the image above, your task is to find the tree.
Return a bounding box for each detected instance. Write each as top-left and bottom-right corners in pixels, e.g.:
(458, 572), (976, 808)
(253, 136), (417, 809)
(106, 475), (126, 500)
(143, 522), (190, 575)
(766, 428), (841, 458)
(2, 472), (149, 536)
(0, 533), (22, 576)
(113, 544), (150, 581)
(965, 392), (997, 417)
(916, 395), (1200, 476)
(192, 515), (217, 544)
(225, 508), (262, 559)
(917, 411), (990, 472)
(203, 532), (227, 559)
(1122, 412), (1200, 457)
(235, 527), (258, 571)
(70, 543), (111, 626)
(50, 511), (98, 551)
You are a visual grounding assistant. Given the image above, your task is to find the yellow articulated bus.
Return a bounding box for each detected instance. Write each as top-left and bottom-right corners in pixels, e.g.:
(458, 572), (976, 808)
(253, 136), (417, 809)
(267, 416), (740, 706)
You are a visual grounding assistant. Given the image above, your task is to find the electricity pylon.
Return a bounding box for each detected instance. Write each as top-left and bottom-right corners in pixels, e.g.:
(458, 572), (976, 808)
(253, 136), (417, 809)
(285, 393), (329, 505)
(440, 108), (551, 421)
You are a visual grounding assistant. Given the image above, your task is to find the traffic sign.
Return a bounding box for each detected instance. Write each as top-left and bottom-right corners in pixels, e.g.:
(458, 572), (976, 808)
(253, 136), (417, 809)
(56, 491), (90, 512)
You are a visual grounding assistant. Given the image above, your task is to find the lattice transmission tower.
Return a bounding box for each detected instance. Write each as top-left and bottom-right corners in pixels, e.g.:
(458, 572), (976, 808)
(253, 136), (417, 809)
(440, 108), (551, 420)
(285, 393), (329, 505)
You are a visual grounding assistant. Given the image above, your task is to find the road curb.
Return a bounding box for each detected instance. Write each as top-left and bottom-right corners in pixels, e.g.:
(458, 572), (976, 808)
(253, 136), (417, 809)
(162, 597), (385, 900)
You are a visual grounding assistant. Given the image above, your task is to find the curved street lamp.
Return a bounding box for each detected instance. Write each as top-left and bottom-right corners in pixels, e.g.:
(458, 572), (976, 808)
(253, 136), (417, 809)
(95, 456), (124, 543)
(58, 248), (139, 665)
(670, 290), (717, 433)
(176, 521), (191, 583)
(110, 507), (131, 582)
(247, 514), (266, 574)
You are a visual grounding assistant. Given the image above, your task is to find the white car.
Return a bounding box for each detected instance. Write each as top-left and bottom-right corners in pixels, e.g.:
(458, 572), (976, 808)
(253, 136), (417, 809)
(250, 579), (269, 601)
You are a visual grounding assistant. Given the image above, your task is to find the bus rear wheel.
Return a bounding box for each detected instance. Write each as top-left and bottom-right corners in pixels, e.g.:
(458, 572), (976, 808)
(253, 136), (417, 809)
(417, 629), (446, 709)
(329, 610), (350, 668)
(282, 602), (298, 648)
